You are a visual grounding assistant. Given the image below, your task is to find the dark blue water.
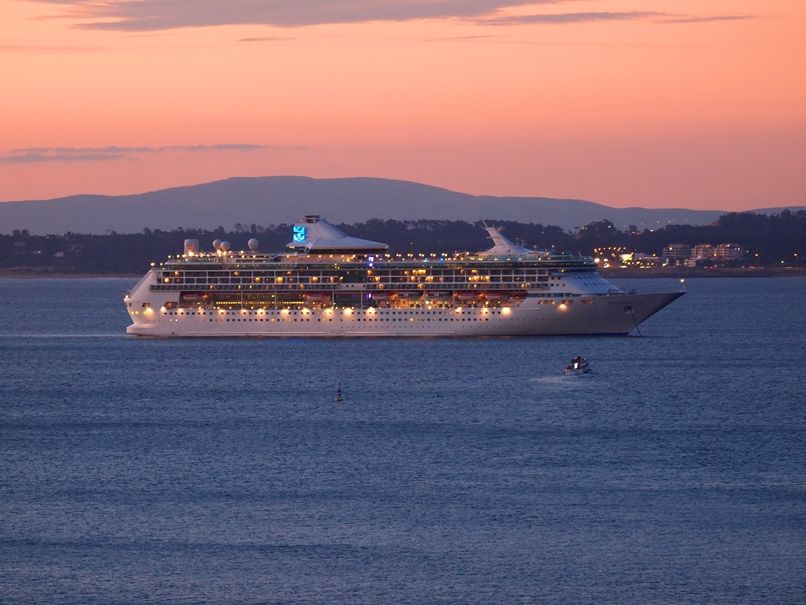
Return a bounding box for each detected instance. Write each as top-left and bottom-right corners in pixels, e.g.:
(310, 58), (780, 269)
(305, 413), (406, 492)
(1, 277), (805, 604)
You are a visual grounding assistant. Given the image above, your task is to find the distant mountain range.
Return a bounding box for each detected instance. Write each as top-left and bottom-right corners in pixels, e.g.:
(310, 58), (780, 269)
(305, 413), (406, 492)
(0, 176), (802, 234)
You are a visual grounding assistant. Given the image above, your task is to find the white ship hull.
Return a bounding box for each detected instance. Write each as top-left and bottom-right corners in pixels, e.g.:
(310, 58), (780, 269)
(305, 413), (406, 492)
(126, 291), (682, 337)
(125, 217), (685, 337)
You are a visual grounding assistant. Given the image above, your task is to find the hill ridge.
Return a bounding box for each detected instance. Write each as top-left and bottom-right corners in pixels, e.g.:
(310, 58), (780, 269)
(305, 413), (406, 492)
(1, 176), (801, 234)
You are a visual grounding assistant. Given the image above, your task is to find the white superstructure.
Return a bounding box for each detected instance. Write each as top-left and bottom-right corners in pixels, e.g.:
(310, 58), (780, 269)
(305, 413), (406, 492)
(125, 216), (683, 337)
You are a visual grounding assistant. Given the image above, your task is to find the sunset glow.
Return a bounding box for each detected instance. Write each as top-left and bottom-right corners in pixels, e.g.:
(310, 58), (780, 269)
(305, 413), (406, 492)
(1, 0), (804, 209)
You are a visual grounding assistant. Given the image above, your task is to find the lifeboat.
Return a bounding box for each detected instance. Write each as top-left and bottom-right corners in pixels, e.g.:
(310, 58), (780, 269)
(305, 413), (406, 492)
(304, 292), (333, 304)
(454, 291), (481, 302)
(483, 290), (510, 302)
(179, 292), (209, 303)
(424, 291), (451, 300)
(369, 291), (396, 301)
(397, 291), (423, 299)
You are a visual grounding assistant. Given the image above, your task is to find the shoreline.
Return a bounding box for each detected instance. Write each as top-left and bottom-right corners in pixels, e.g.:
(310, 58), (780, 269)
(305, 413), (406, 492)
(601, 267), (806, 278)
(0, 271), (140, 279)
(1, 268), (804, 279)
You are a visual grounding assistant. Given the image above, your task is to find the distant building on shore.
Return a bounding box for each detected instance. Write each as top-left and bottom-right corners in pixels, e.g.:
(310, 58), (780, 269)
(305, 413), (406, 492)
(664, 243), (691, 261)
(592, 245), (629, 268)
(714, 243), (744, 262)
(619, 252), (664, 268)
(596, 241), (746, 269)
(685, 242), (744, 267)
(691, 243), (716, 260)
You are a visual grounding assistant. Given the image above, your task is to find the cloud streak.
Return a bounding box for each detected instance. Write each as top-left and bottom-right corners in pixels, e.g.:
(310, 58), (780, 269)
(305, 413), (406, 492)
(238, 36), (292, 43)
(0, 153), (121, 164)
(28, 1), (757, 32)
(0, 144), (297, 163)
(482, 11), (664, 26)
(32, 0), (551, 30)
(658, 14), (755, 25)
(481, 11), (755, 26)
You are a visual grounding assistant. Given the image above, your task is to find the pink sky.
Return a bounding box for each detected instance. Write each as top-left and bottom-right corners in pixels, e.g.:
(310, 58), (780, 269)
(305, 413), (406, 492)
(1, 0), (804, 209)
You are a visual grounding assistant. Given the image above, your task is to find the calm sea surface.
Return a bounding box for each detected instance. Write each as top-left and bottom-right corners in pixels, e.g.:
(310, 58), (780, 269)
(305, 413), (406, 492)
(1, 277), (804, 604)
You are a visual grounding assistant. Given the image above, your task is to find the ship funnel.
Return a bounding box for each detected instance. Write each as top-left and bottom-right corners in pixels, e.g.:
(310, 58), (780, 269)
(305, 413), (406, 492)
(478, 226), (533, 257)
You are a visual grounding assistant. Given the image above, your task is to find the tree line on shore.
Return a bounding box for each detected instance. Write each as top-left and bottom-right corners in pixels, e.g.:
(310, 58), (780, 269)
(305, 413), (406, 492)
(1, 210), (803, 273)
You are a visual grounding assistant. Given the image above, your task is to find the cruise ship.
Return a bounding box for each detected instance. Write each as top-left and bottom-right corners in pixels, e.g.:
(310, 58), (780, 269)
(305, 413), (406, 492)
(124, 215), (684, 337)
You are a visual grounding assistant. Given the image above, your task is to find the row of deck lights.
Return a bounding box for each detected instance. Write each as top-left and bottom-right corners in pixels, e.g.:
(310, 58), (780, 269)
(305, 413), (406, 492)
(134, 304), (580, 318)
(176, 252), (470, 260)
(169, 251), (567, 263)
(149, 305), (516, 316)
(160, 278), (531, 289)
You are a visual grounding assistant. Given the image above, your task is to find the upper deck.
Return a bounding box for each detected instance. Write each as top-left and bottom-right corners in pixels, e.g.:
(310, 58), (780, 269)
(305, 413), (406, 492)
(151, 251), (597, 292)
(161, 250), (597, 270)
(145, 217), (599, 295)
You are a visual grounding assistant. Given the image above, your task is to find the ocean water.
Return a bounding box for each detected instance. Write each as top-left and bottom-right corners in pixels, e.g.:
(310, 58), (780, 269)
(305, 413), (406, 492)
(1, 277), (804, 604)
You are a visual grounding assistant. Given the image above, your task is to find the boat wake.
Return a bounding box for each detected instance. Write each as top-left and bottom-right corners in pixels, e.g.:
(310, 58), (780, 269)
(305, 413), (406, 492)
(530, 374), (595, 386)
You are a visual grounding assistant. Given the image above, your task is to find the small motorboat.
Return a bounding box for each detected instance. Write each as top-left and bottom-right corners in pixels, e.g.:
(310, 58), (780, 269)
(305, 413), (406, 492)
(335, 383), (344, 402)
(564, 356), (591, 375)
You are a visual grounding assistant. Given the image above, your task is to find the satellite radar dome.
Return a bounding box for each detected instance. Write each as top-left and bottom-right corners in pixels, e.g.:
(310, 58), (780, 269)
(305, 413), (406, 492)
(183, 239), (199, 255)
(220, 241), (231, 252)
(248, 238), (259, 251)
(212, 239), (222, 251)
